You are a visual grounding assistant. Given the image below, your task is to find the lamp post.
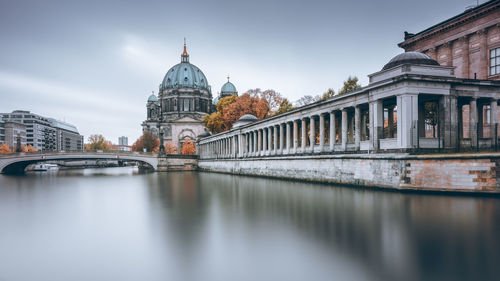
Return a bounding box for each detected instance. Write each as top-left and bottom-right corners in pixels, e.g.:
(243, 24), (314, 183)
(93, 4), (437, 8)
(157, 99), (165, 156)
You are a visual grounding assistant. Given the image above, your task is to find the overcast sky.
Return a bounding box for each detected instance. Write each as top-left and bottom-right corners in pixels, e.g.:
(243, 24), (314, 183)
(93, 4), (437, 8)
(0, 0), (481, 143)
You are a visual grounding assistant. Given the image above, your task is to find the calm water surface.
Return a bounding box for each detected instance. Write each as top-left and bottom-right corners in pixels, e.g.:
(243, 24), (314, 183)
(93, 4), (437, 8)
(0, 167), (499, 281)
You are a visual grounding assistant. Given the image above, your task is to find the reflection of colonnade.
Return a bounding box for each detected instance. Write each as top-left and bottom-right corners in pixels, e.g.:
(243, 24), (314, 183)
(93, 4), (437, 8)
(199, 53), (500, 159)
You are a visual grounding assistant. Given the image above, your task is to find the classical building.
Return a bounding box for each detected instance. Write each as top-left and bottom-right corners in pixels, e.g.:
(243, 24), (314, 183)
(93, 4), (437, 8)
(1, 110), (83, 151)
(199, 51), (500, 159)
(143, 43), (232, 151)
(399, 0), (500, 80)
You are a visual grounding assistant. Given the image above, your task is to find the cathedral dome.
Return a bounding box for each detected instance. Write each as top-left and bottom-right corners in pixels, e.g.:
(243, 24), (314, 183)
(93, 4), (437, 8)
(161, 43), (210, 91)
(221, 81), (237, 94)
(382, 51), (439, 70)
(147, 93), (158, 102)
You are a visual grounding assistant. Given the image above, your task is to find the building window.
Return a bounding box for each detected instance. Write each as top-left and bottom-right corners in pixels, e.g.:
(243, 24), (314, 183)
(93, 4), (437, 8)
(184, 99), (190, 111)
(491, 48), (500, 76)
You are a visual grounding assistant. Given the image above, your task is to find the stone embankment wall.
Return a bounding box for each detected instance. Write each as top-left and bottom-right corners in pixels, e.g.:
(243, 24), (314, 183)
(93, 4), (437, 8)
(198, 153), (500, 193)
(157, 155), (198, 172)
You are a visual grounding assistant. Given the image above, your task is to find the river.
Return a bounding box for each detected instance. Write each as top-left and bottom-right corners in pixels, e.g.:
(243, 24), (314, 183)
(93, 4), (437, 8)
(0, 167), (498, 281)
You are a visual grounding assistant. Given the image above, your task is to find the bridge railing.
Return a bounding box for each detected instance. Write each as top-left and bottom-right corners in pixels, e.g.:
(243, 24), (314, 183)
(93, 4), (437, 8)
(0, 150), (158, 158)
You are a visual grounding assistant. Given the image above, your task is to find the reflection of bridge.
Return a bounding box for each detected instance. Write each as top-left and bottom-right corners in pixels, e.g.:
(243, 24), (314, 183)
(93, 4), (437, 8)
(0, 151), (159, 174)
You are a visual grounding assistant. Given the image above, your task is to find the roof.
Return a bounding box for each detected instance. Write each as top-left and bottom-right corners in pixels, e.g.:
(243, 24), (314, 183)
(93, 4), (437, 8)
(382, 52), (439, 70)
(221, 81), (237, 94)
(398, 0), (500, 48)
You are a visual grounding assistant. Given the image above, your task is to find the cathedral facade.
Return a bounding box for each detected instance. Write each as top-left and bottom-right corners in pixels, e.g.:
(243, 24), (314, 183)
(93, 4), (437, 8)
(142, 43), (237, 152)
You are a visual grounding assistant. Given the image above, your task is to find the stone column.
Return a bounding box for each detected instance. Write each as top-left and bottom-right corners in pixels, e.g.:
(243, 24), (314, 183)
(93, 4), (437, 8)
(341, 109), (348, 151)
(478, 29), (488, 79)
(279, 123), (285, 154)
(491, 100), (498, 141)
(262, 128), (267, 156)
(301, 118), (306, 153)
(309, 116), (315, 151)
(439, 95), (458, 149)
(319, 113), (325, 151)
(239, 135), (244, 158)
(253, 131), (257, 156)
(232, 136), (236, 158)
(470, 98), (478, 148)
(370, 100), (383, 150)
(355, 105), (361, 150)
(460, 36), (470, 79)
(274, 125), (278, 154)
(330, 111), (336, 151)
(285, 122), (291, 154)
(267, 127), (272, 155)
(397, 94), (419, 149)
(293, 120), (298, 153)
(258, 129), (262, 154)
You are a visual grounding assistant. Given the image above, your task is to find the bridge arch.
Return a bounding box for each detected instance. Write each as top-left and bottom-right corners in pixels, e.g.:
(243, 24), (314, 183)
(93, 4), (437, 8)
(0, 153), (159, 175)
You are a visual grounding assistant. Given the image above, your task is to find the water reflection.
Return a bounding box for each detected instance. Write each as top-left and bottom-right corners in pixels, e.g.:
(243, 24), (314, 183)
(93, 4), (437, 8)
(0, 168), (498, 281)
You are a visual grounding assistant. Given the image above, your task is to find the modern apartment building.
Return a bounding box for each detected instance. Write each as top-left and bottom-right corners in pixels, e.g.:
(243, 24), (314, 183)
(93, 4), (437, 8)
(1, 110), (83, 151)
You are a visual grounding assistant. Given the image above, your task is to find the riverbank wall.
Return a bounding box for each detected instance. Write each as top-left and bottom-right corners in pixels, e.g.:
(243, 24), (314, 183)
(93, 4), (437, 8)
(198, 153), (500, 193)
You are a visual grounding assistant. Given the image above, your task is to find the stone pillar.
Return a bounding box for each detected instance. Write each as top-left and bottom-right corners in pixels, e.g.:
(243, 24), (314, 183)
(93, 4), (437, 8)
(397, 94), (419, 149)
(301, 119), (306, 153)
(293, 120), (298, 153)
(491, 100), (498, 141)
(478, 29), (488, 79)
(285, 121), (292, 154)
(309, 116), (315, 151)
(439, 95), (458, 149)
(239, 135), (243, 158)
(460, 36), (470, 79)
(254, 131), (258, 155)
(319, 113), (325, 151)
(330, 112), (336, 151)
(233, 136), (237, 158)
(262, 128), (267, 156)
(274, 125), (278, 154)
(470, 98), (478, 148)
(258, 129), (262, 154)
(341, 109), (348, 151)
(355, 105), (361, 150)
(370, 100), (383, 150)
(279, 123), (285, 154)
(267, 127), (272, 155)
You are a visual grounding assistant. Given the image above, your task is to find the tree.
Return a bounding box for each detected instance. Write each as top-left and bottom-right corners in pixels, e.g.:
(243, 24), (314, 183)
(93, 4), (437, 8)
(132, 131), (159, 152)
(180, 138), (196, 155)
(164, 141), (178, 154)
(0, 143), (11, 154)
(320, 88), (335, 100)
(203, 93), (269, 134)
(86, 134), (113, 150)
(274, 98), (295, 116)
(337, 76), (362, 95)
(260, 89), (283, 116)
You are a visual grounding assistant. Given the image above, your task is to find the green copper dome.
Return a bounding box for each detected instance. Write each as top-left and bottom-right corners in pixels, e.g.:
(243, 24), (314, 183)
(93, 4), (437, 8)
(221, 81), (237, 94)
(161, 44), (210, 91)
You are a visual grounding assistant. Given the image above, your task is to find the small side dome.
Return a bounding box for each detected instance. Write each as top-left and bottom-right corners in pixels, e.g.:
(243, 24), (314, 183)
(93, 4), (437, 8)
(238, 114), (258, 121)
(382, 51), (439, 70)
(221, 81), (237, 94)
(148, 94), (158, 102)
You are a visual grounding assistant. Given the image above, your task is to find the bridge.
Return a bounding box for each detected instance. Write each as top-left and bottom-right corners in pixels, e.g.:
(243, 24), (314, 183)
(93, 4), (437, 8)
(0, 151), (159, 174)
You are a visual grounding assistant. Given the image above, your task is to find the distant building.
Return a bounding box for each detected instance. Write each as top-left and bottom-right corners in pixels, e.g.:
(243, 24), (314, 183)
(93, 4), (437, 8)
(399, 0), (500, 80)
(49, 118), (84, 151)
(4, 121), (27, 150)
(118, 136), (128, 146)
(1, 110), (83, 151)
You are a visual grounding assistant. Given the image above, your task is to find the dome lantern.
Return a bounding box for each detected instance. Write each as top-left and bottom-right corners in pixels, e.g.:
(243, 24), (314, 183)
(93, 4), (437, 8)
(181, 38), (189, 63)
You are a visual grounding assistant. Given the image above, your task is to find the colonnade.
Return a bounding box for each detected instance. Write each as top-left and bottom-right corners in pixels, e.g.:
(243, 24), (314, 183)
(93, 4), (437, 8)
(198, 93), (500, 159)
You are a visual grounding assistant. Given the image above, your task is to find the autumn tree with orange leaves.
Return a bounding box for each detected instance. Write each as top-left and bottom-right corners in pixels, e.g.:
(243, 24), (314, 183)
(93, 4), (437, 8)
(180, 138), (196, 155)
(203, 93), (270, 134)
(85, 134), (114, 150)
(132, 131), (159, 153)
(164, 141), (178, 154)
(0, 143), (11, 154)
